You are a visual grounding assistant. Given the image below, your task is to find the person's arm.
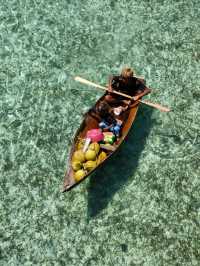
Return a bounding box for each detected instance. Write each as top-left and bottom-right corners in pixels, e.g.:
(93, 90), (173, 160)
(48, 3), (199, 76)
(133, 87), (151, 101)
(132, 78), (151, 101)
(137, 77), (146, 85)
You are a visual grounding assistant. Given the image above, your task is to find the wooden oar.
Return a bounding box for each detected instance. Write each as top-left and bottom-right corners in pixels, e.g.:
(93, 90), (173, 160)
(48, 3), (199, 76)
(74, 76), (171, 112)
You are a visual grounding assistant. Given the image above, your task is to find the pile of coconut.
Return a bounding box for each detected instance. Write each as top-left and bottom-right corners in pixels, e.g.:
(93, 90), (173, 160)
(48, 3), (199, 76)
(71, 141), (107, 182)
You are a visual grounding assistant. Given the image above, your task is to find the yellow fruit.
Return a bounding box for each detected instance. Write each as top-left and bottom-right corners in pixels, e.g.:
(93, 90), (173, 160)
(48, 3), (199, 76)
(97, 151), (107, 164)
(72, 150), (85, 163)
(83, 160), (97, 172)
(77, 138), (85, 150)
(85, 149), (96, 161)
(71, 161), (82, 171)
(89, 142), (100, 155)
(74, 169), (86, 182)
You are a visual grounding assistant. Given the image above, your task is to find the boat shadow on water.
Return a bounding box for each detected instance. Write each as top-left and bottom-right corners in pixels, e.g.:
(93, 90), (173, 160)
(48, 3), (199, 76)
(87, 105), (154, 218)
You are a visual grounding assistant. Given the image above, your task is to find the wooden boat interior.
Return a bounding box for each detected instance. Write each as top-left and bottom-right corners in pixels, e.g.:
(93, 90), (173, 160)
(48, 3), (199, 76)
(62, 94), (140, 192)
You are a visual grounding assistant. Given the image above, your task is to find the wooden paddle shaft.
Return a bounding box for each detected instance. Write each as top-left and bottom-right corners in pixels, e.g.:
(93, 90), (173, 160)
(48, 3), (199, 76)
(74, 76), (132, 99)
(139, 99), (170, 112)
(74, 76), (170, 112)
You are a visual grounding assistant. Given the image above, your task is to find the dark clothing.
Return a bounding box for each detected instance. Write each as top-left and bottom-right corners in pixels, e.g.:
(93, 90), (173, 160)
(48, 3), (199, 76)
(95, 105), (116, 124)
(111, 75), (145, 96)
(88, 104), (116, 124)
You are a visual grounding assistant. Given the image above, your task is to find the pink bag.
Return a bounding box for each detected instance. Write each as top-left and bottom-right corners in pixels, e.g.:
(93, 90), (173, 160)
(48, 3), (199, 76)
(83, 129), (104, 152)
(86, 129), (104, 142)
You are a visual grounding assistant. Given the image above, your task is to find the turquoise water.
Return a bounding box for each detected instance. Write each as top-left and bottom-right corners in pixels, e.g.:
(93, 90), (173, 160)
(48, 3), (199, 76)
(1, 0), (200, 265)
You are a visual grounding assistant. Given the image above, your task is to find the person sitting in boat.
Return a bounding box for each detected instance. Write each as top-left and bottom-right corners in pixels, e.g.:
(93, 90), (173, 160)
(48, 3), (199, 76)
(89, 101), (123, 137)
(105, 67), (151, 106)
(97, 101), (123, 137)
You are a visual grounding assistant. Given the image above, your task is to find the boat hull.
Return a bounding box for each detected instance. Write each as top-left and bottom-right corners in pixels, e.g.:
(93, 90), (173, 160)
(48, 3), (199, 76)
(62, 95), (140, 192)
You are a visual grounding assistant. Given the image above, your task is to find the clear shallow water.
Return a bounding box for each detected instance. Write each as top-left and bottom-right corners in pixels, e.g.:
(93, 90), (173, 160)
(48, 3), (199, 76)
(0, 0), (200, 265)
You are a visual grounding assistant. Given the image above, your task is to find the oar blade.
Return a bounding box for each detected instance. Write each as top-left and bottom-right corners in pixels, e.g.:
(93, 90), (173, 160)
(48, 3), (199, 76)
(74, 76), (92, 85)
(74, 76), (107, 91)
(140, 100), (170, 112)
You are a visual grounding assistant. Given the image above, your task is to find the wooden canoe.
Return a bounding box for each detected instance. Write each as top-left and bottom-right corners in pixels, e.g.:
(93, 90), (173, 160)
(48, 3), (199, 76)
(62, 94), (140, 192)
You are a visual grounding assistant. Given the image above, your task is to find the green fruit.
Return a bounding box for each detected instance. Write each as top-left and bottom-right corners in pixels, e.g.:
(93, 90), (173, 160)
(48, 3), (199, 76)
(74, 169), (86, 182)
(71, 161), (82, 171)
(85, 149), (96, 161)
(83, 160), (97, 172)
(89, 142), (100, 155)
(104, 136), (115, 144)
(72, 150), (85, 163)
